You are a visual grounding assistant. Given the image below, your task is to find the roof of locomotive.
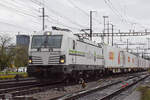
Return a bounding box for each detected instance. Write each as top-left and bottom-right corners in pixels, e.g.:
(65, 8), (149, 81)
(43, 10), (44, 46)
(32, 30), (102, 47)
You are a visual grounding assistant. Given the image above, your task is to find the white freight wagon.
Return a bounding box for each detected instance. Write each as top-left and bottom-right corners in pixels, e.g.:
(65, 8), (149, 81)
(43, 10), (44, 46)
(123, 52), (138, 68)
(103, 45), (123, 68)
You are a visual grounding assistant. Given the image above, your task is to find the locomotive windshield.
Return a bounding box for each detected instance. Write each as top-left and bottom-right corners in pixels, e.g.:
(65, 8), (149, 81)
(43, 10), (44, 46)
(31, 35), (62, 48)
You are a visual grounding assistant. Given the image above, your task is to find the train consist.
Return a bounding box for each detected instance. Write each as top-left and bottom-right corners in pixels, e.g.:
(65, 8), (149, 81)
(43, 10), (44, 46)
(27, 28), (150, 81)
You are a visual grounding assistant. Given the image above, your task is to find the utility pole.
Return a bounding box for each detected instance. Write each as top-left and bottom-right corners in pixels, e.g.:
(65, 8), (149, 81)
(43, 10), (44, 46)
(146, 38), (150, 49)
(110, 24), (114, 46)
(89, 11), (97, 40)
(103, 16), (108, 43)
(107, 19), (109, 44)
(40, 6), (48, 31)
(136, 47), (139, 56)
(118, 30), (122, 41)
(127, 39), (129, 52)
(146, 38), (150, 56)
(90, 11), (92, 40)
(42, 7), (45, 31)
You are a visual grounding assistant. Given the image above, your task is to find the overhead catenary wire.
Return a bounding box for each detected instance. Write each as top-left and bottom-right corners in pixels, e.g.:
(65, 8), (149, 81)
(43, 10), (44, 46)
(0, 1), (40, 19)
(107, 0), (142, 29)
(29, 0), (102, 31)
(0, 1), (43, 28)
(12, 0), (40, 14)
(0, 19), (34, 31)
(2, 0), (148, 33)
(45, 7), (88, 29)
(104, 0), (141, 30)
(68, 0), (89, 16)
(42, 0), (83, 31)
(0, 1), (43, 31)
(0, 0), (82, 32)
(0, 4), (39, 23)
(30, 0), (44, 6)
(30, 0), (89, 29)
(105, 0), (150, 30)
(47, 17), (81, 31)
(104, 0), (127, 24)
(68, 0), (102, 25)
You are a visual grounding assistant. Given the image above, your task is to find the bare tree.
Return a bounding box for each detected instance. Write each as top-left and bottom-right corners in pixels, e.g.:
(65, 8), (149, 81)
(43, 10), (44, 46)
(0, 34), (12, 50)
(0, 34), (28, 71)
(0, 34), (12, 70)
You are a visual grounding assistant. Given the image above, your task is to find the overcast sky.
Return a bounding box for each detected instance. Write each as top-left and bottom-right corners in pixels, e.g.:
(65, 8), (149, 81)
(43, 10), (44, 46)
(0, 0), (150, 32)
(0, 0), (150, 51)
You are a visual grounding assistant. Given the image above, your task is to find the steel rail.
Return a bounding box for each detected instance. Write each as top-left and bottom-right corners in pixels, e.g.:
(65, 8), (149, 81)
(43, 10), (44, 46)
(0, 81), (63, 99)
(55, 74), (149, 100)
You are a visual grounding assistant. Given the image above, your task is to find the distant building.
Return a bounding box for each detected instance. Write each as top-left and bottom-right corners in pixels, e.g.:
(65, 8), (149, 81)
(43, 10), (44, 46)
(16, 35), (30, 47)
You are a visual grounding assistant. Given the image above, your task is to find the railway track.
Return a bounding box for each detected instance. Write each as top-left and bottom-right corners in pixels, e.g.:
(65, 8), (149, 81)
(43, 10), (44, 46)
(98, 75), (148, 100)
(0, 77), (35, 83)
(55, 73), (149, 100)
(0, 77), (37, 89)
(0, 72), (148, 100)
(0, 80), (63, 99)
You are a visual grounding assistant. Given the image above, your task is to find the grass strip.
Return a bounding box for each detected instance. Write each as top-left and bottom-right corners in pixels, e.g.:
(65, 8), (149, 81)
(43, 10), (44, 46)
(0, 72), (26, 75)
(137, 86), (150, 100)
(0, 73), (28, 80)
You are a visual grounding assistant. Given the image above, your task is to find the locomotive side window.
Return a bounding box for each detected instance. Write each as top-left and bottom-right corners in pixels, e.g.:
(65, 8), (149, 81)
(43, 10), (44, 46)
(73, 40), (75, 49)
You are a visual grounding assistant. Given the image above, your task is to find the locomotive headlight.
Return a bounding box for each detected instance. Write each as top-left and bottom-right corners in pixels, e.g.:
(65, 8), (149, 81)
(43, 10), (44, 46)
(60, 59), (65, 63)
(28, 56), (32, 64)
(28, 59), (32, 63)
(59, 55), (65, 64)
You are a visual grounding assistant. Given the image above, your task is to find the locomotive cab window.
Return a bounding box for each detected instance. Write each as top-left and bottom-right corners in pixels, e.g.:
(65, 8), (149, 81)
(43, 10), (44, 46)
(47, 35), (62, 48)
(31, 35), (63, 49)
